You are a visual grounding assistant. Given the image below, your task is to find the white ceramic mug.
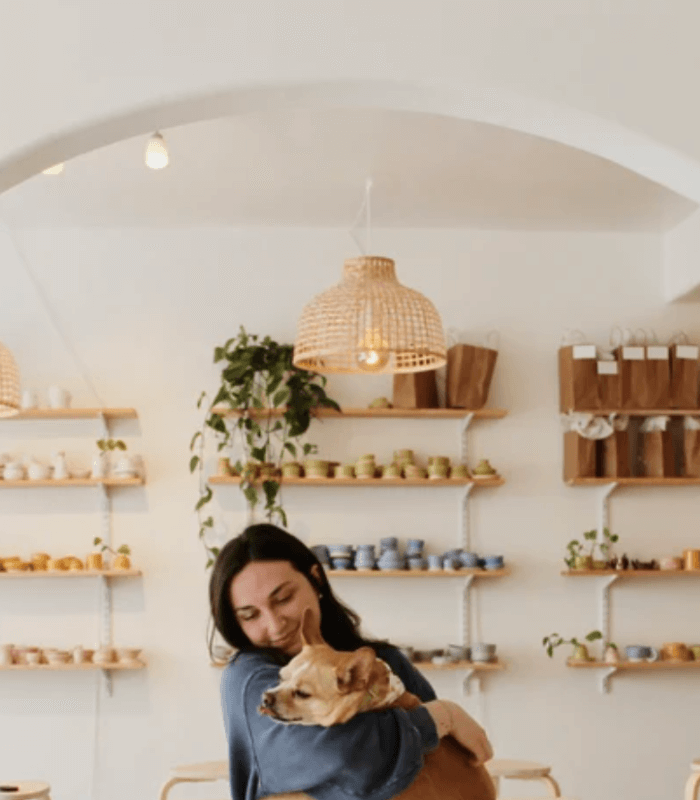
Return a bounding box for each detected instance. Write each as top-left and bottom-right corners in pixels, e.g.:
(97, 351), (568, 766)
(48, 386), (71, 409)
(20, 389), (38, 409)
(0, 644), (13, 666)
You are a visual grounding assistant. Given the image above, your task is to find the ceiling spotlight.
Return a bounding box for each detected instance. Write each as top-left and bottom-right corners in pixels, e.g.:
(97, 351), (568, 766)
(42, 163), (64, 175)
(145, 132), (169, 169)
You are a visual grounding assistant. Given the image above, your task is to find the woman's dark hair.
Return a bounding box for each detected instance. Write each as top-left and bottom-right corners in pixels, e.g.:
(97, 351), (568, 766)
(208, 523), (390, 666)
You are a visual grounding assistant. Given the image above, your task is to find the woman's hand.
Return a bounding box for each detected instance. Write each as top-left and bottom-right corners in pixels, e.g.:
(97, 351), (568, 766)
(444, 701), (493, 765)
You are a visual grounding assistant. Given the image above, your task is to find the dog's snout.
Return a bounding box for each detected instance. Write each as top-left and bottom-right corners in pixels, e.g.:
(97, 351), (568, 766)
(262, 690), (276, 708)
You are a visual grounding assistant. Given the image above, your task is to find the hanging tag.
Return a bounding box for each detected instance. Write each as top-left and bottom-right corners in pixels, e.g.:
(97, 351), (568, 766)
(676, 345), (699, 359)
(573, 345), (596, 359)
(622, 346), (644, 360)
(647, 346), (669, 360)
(597, 361), (618, 375)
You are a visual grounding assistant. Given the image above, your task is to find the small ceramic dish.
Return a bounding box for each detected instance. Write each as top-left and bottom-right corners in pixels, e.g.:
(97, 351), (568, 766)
(116, 647), (142, 663)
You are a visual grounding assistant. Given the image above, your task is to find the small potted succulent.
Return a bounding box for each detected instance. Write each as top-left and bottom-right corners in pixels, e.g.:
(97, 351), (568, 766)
(93, 537), (132, 570)
(542, 630), (602, 662)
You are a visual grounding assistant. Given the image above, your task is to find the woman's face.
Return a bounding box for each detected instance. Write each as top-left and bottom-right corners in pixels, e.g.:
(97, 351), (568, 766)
(230, 560), (323, 656)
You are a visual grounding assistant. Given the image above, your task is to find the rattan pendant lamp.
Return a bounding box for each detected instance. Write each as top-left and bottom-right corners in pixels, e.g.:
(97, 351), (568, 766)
(0, 342), (21, 416)
(293, 182), (447, 375)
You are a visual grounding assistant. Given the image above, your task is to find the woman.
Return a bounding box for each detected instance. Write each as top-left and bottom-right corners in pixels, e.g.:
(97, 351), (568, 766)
(209, 523), (493, 800)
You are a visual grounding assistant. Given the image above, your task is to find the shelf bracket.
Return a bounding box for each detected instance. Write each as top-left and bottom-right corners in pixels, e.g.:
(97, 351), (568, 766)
(459, 413), (475, 464)
(598, 482), (618, 537)
(461, 574), (475, 649)
(102, 668), (113, 698)
(600, 666), (617, 694)
(462, 668), (479, 696)
(599, 574), (619, 646)
(98, 574), (113, 697)
(460, 483), (474, 552)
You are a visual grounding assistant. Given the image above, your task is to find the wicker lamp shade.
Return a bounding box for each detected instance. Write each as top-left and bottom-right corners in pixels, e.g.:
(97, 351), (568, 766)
(0, 342), (20, 416)
(293, 256), (446, 374)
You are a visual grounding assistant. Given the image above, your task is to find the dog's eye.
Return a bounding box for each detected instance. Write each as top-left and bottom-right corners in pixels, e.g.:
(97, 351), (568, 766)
(293, 690), (311, 700)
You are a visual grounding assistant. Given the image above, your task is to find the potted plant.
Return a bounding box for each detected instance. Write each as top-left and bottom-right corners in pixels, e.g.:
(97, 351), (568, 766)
(542, 630), (602, 662)
(92, 438), (127, 479)
(93, 537), (132, 570)
(564, 530), (597, 570)
(603, 641), (620, 664)
(596, 527), (619, 569)
(190, 327), (341, 567)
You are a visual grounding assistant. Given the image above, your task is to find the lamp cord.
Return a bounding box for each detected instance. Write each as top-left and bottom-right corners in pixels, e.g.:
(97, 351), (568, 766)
(0, 221), (105, 406)
(349, 177), (373, 256)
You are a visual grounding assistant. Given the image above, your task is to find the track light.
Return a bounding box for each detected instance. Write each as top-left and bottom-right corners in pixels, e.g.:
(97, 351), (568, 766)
(145, 132), (169, 169)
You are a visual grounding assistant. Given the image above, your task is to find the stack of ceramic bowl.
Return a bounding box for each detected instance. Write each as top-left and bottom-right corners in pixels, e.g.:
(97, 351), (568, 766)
(327, 545), (353, 569)
(378, 538), (404, 570)
(334, 464), (355, 479)
(355, 455), (376, 479)
(450, 464), (470, 479)
(354, 545), (376, 569)
(304, 459), (330, 479)
(382, 463), (401, 479)
(427, 456), (450, 479)
(310, 545), (330, 567)
(443, 548), (462, 570)
(482, 555), (504, 570)
(393, 449), (415, 476)
(404, 463), (427, 479)
(459, 551), (480, 569)
(281, 461), (302, 478)
(406, 538), (427, 570)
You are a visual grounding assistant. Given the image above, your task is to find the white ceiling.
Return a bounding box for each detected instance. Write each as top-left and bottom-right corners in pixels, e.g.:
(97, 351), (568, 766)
(0, 108), (695, 231)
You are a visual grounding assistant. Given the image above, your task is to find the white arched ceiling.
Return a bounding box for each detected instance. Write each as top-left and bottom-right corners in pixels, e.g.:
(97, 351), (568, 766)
(1, 79), (699, 301)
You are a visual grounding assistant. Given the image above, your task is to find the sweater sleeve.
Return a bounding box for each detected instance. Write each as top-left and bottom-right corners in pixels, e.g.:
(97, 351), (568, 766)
(227, 655), (440, 800)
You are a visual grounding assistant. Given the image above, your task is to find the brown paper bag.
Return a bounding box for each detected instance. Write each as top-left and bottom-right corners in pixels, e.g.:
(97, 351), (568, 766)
(683, 429), (700, 477)
(446, 344), (497, 409)
(616, 345), (647, 409)
(643, 345), (671, 409)
(596, 360), (621, 410)
(670, 343), (700, 409)
(641, 431), (675, 477)
(559, 345), (599, 412)
(599, 431), (630, 478)
(392, 371), (439, 409)
(563, 431), (597, 482)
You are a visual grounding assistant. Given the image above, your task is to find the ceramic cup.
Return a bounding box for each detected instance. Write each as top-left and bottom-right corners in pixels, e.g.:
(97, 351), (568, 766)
(684, 549), (700, 570)
(625, 645), (659, 662)
(660, 642), (692, 661)
(689, 644), (700, 661)
(427, 555), (442, 570)
(0, 644), (13, 666)
(48, 386), (71, 409)
(20, 389), (38, 410)
(447, 644), (469, 662)
(471, 643), (497, 662)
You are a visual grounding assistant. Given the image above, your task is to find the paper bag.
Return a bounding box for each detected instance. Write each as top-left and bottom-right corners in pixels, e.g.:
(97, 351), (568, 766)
(616, 345), (647, 409)
(643, 345), (671, 409)
(599, 430), (630, 478)
(683, 417), (700, 477)
(670, 339), (700, 409)
(559, 342), (599, 412)
(640, 431), (675, 477)
(563, 431), (597, 482)
(393, 370), (439, 409)
(596, 359), (621, 410)
(446, 343), (498, 409)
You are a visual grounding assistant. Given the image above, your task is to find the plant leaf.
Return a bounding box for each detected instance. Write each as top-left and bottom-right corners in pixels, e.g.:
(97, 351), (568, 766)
(189, 455), (200, 473)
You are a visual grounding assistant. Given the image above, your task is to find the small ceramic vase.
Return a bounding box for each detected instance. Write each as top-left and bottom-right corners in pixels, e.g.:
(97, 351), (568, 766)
(570, 643), (591, 662)
(91, 451), (108, 479)
(51, 451), (69, 480)
(86, 552), (103, 571)
(573, 555), (593, 570)
(112, 554), (131, 570)
(604, 645), (620, 664)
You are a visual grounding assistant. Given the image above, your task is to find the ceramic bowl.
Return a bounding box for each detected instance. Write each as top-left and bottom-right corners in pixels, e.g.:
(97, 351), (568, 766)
(116, 647), (142, 663)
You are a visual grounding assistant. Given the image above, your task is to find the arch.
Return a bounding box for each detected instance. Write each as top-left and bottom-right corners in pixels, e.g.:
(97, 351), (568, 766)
(2, 80), (700, 204)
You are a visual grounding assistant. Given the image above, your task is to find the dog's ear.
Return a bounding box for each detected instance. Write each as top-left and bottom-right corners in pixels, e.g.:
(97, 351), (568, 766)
(300, 606), (325, 647)
(335, 647), (377, 694)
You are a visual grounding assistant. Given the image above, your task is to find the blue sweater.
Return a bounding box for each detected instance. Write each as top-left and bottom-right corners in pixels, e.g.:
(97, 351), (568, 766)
(220, 643), (440, 800)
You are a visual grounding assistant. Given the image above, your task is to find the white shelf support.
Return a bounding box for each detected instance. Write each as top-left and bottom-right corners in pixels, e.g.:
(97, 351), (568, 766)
(598, 482), (618, 537)
(98, 574), (113, 697)
(462, 668), (480, 696)
(459, 413), (475, 464)
(600, 666), (618, 694)
(460, 483), (474, 552)
(598, 573), (619, 649)
(460, 574), (475, 648)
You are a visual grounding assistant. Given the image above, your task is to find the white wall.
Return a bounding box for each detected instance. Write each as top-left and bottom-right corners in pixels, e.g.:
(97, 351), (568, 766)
(0, 225), (698, 800)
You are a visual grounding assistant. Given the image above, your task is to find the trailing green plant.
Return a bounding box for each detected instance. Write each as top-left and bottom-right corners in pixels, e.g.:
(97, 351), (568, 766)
(563, 530), (596, 568)
(597, 527), (619, 561)
(541, 629), (602, 658)
(190, 327), (341, 568)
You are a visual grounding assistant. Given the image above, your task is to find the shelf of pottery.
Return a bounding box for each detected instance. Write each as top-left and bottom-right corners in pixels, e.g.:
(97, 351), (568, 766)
(0, 402), (146, 693)
(209, 404), (509, 694)
(559, 332), (700, 690)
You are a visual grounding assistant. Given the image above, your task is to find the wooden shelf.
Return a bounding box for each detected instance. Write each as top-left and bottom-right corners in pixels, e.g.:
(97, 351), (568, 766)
(8, 408), (137, 420)
(209, 475), (503, 488)
(0, 477), (144, 488)
(562, 569), (700, 578)
(567, 477), (700, 486)
(211, 406), (507, 420)
(418, 659), (505, 672)
(0, 569), (142, 579)
(568, 659), (700, 671)
(0, 661), (145, 671)
(328, 567), (509, 578)
(567, 408), (700, 417)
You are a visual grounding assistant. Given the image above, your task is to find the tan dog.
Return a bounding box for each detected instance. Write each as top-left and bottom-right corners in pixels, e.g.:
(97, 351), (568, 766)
(258, 609), (496, 800)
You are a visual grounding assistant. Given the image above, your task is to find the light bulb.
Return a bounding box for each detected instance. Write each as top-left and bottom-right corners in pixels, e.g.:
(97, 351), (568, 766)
(145, 132), (169, 169)
(42, 163), (64, 175)
(356, 328), (390, 372)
